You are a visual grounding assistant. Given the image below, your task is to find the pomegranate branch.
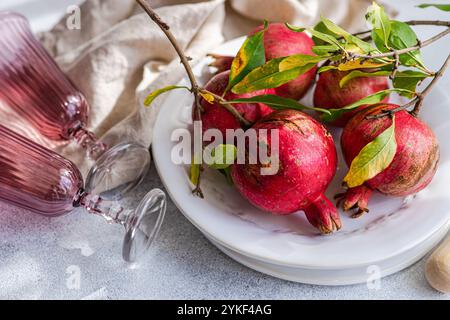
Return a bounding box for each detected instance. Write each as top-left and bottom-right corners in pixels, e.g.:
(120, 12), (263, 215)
(367, 53), (450, 119)
(200, 90), (251, 127)
(356, 20), (450, 41)
(136, 0), (207, 196)
(353, 27), (450, 60)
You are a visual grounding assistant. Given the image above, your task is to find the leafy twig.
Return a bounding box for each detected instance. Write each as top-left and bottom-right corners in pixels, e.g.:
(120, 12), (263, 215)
(357, 20), (450, 41)
(405, 20), (450, 27)
(137, 0), (251, 197)
(367, 54), (450, 119)
(411, 53), (450, 116)
(136, 0), (198, 94)
(136, 0), (205, 196)
(353, 27), (450, 60)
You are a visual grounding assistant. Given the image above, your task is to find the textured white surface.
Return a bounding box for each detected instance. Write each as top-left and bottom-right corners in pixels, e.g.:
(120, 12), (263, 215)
(0, 0), (449, 299)
(1, 165), (449, 299)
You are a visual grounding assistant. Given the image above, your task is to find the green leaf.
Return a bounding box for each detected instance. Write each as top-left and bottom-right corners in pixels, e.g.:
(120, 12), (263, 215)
(285, 23), (305, 33)
(226, 23), (267, 92)
(417, 4), (450, 11)
(207, 144), (237, 170)
(390, 21), (425, 68)
(309, 28), (343, 50)
(231, 56), (319, 94)
(312, 21), (339, 46)
(339, 70), (391, 88)
(393, 70), (429, 98)
(320, 16), (376, 53)
(344, 116), (397, 188)
(227, 94), (331, 114)
(312, 45), (340, 55)
(366, 2), (391, 47)
(374, 20), (426, 69)
(321, 88), (413, 122)
(144, 85), (189, 106)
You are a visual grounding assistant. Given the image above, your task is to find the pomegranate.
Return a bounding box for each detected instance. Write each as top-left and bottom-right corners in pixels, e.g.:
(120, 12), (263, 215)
(208, 54), (233, 75)
(339, 103), (439, 217)
(231, 109), (341, 233)
(252, 23), (317, 100)
(246, 23), (317, 100)
(209, 23), (317, 100)
(198, 70), (274, 136)
(313, 69), (389, 126)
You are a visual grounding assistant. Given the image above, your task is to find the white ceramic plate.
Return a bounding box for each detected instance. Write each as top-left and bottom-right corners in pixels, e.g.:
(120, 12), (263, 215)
(153, 37), (450, 281)
(206, 222), (450, 285)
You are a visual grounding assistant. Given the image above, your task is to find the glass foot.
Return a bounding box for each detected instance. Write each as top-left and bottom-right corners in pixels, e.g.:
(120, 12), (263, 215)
(82, 141), (167, 262)
(122, 188), (166, 262)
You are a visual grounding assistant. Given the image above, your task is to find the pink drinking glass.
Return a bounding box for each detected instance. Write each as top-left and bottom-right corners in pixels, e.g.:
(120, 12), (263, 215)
(0, 11), (138, 160)
(0, 124), (166, 262)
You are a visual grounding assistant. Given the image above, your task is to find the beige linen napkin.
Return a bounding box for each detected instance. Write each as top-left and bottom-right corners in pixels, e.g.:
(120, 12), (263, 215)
(1, 0), (392, 176)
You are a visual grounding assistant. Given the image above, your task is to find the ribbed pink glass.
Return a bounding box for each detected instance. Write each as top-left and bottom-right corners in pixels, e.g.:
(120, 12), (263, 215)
(0, 11), (105, 157)
(0, 124), (83, 216)
(0, 124), (167, 262)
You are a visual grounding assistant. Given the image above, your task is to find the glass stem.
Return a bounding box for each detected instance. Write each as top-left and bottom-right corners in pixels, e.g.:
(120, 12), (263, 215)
(73, 189), (130, 225)
(70, 124), (107, 159)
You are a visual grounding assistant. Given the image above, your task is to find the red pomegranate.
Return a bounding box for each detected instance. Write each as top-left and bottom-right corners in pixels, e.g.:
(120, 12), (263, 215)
(339, 103), (439, 217)
(208, 54), (234, 75)
(314, 69), (389, 126)
(251, 23), (317, 100)
(198, 70), (274, 136)
(231, 109), (340, 233)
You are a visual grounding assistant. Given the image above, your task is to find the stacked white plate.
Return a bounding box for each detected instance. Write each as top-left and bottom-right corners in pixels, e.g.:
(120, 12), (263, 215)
(153, 37), (450, 285)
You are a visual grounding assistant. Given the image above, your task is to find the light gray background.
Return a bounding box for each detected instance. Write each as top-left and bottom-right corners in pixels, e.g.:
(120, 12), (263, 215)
(0, 0), (449, 299)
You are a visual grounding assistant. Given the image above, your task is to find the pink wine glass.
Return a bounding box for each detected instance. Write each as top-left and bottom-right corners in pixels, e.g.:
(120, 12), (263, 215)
(0, 124), (166, 262)
(0, 11), (136, 159)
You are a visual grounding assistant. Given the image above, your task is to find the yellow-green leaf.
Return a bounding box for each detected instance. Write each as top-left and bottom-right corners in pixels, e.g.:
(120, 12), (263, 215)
(344, 116), (397, 188)
(337, 59), (389, 71)
(144, 85), (189, 106)
(279, 54), (327, 71)
(339, 70), (391, 88)
(232, 55), (324, 94)
(207, 144), (237, 170)
(199, 91), (215, 104)
(226, 22), (267, 92)
(189, 153), (202, 186)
